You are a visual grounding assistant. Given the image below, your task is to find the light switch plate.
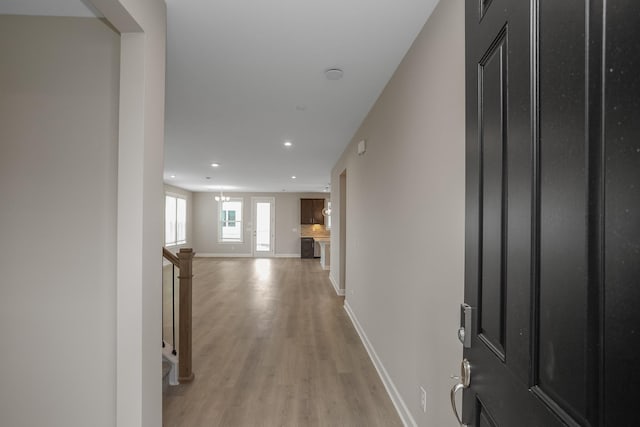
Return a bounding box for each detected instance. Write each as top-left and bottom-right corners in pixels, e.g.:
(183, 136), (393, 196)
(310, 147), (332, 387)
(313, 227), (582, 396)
(357, 139), (366, 155)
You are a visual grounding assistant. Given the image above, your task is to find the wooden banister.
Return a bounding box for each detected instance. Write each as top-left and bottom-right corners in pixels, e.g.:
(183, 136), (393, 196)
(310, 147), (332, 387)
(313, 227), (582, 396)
(162, 247), (179, 266)
(177, 248), (195, 383)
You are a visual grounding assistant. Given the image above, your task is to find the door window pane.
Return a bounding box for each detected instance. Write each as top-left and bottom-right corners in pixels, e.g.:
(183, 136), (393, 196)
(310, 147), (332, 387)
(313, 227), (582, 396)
(255, 202), (271, 252)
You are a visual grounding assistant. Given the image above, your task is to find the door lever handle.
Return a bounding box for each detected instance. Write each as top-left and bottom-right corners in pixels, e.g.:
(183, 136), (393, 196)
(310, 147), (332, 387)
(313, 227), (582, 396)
(450, 383), (467, 426)
(450, 359), (471, 427)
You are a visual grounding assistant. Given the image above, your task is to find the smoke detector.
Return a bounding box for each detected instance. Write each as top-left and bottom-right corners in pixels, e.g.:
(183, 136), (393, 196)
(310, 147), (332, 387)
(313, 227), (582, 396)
(325, 68), (344, 80)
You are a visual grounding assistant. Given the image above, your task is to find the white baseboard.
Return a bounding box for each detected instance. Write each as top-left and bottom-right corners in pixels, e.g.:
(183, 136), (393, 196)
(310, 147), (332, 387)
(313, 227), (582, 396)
(195, 253), (301, 258)
(329, 274), (345, 296)
(194, 253), (252, 258)
(343, 301), (417, 427)
(274, 253), (301, 258)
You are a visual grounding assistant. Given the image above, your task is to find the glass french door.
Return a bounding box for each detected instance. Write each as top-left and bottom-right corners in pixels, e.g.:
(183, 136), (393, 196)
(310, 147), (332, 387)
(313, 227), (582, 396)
(252, 197), (275, 257)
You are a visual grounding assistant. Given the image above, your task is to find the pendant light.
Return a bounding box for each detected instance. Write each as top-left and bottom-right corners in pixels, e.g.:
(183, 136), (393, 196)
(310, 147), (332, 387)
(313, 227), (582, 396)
(322, 201), (332, 216)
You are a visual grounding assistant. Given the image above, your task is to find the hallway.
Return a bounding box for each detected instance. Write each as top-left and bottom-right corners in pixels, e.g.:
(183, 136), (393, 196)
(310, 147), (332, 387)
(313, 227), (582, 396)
(163, 258), (402, 426)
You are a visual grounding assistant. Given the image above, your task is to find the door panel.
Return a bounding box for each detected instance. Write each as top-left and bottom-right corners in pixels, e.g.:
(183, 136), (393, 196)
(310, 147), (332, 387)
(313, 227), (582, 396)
(478, 30), (507, 360)
(465, 0), (544, 423)
(463, 0), (607, 425)
(476, 399), (498, 427)
(537, 1), (591, 422)
(604, 1), (640, 424)
(480, 0), (494, 18)
(465, 0), (640, 426)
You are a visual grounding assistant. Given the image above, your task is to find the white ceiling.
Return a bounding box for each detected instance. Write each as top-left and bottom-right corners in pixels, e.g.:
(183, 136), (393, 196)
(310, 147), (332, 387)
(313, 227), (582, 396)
(165, 0), (439, 193)
(2, 0), (440, 193)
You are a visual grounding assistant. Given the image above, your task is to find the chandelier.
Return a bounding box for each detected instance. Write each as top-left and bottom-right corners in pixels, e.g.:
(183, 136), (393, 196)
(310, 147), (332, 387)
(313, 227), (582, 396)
(214, 191), (230, 202)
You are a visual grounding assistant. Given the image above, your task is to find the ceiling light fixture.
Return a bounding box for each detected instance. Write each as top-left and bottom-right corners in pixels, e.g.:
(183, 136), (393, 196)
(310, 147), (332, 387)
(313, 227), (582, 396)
(291, 176), (297, 179)
(211, 163), (220, 167)
(325, 68), (344, 80)
(214, 189), (230, 202)
(170, 175), (176, 178)
(284, 141), (293, 147)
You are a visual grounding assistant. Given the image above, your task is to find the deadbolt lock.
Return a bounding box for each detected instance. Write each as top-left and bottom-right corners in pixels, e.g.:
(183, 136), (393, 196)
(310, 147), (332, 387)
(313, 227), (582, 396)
(458, 303), (472, 348)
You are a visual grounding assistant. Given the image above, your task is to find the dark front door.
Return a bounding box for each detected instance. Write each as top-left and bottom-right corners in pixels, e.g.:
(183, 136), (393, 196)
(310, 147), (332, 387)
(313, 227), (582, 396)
(462, 1), (639, 426)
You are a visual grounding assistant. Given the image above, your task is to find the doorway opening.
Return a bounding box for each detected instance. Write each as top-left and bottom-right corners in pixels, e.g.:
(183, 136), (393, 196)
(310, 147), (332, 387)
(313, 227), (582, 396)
(339, 170), (347, 294)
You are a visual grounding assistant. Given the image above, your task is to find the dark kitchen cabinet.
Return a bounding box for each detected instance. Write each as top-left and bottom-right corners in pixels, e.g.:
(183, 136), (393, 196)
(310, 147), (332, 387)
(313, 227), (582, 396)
(300, 199), (313, 224)
(300, 198), (325, 225)
(312, 199), (324, 224)
(300, 238), (314, 259)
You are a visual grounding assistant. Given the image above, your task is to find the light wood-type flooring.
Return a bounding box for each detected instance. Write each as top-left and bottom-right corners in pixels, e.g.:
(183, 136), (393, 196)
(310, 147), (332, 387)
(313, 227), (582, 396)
(163, 258), (402, 427)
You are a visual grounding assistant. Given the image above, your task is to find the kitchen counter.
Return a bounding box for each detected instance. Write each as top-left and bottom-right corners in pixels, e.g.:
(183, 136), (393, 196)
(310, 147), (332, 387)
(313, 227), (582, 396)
(314, 238), (330, 270)
(312, 237), (330, 243)
(299, 236), (330, 270)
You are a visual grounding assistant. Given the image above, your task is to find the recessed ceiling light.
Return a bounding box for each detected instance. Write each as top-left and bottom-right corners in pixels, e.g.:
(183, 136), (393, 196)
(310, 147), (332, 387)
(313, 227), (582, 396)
(325, 68), (344, 80)
(291, 176), (297, 179)
(211, 163), (220, 167)
(284, 141), (293, 147)
(170, 175), (176, 178)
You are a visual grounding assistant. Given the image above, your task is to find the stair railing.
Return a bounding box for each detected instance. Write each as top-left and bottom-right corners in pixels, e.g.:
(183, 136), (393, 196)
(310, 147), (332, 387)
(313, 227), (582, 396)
(162, 247), (195, 383)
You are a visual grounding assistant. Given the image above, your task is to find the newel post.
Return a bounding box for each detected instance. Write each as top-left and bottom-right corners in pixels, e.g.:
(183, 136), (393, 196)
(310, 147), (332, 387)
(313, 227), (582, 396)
(177, 248), (195, 383)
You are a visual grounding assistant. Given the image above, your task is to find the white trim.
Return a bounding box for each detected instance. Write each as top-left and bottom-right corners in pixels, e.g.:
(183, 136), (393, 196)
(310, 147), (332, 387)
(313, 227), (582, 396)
(343, 301), (417, 427)
(195, 253), (252, 258)
(329, 274), (345, 296)
(92, 0), (166, 425)
(195, 253), (302, 258)
(115, 31), (146, 427)
(164, 190), (186, 199)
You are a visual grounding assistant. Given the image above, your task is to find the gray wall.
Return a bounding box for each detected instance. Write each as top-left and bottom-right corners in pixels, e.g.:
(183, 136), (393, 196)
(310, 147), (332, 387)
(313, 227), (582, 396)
(330, 0), (466, 425)
(0, 16), (120, 427)
(193, 192), (329, 256)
